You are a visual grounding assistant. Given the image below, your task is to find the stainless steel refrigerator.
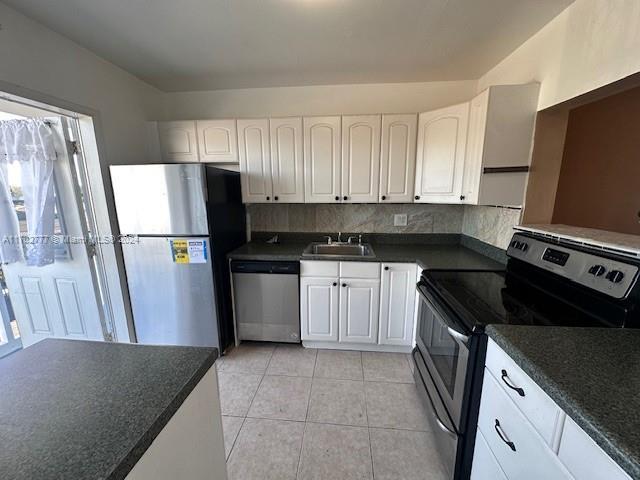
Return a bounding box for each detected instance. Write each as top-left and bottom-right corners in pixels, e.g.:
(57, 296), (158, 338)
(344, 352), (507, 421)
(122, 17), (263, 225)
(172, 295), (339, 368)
(110, 164), (246, 351)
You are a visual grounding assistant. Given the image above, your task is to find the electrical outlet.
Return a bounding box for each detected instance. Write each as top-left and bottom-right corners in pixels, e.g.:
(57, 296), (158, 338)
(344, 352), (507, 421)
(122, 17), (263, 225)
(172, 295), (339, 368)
(394, 214), (408, 227)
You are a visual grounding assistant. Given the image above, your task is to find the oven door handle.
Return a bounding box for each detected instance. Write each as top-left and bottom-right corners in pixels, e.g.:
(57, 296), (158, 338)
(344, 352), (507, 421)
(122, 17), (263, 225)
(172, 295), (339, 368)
(447, 326), (470, 346)
(417, 281), (470, 345)
(412, 350), (458, 439)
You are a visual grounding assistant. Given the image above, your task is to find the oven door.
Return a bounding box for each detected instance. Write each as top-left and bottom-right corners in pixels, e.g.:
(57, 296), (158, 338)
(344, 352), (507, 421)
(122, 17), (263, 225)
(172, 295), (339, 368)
(415, 281), (470, 430)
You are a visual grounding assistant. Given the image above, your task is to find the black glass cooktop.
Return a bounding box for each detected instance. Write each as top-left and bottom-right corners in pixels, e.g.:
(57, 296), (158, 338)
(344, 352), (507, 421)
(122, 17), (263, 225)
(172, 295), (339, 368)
(422, 268), (630, 333)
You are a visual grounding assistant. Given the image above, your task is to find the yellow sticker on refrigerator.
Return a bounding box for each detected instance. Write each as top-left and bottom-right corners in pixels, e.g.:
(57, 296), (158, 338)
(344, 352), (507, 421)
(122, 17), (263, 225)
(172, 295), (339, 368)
(170, 239), (207, 264)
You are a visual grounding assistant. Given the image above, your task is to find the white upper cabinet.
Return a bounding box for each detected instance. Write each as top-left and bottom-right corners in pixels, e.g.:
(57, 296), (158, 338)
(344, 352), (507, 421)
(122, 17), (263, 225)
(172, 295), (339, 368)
(196, 119), (238, 163)
(462, 83), (540, 206)
(269, 117), (304, 203)
(303, 116), (342, 203)
(378, 263), (417, 346)
(379, 114), (417, 203)
(414, 102), (469, 203)
(158, 121), (199, 163)
(341, 115), (381, 203)
(237, 119), (272, 203)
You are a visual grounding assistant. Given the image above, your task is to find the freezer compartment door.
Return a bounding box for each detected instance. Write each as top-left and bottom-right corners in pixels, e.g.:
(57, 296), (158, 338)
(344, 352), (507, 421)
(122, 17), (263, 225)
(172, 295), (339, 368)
(110, 164), (208, 235)
(122, 236), (219, 348)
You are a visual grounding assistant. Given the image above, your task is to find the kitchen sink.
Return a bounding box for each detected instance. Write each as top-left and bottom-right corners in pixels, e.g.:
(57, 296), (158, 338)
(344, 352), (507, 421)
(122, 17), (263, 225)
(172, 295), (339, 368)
(302, 242), (375, 258)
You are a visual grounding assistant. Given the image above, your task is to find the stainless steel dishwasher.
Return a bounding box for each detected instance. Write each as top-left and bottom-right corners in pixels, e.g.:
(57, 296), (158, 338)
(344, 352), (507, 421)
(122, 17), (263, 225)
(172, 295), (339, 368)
(231, 260), (300, 343)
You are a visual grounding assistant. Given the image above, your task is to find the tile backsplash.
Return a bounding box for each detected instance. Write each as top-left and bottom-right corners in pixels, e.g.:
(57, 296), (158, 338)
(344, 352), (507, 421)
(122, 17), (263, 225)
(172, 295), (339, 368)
(247, 203), (465, 235)
(248, 203), (521, 250)
(462, 205), (522, 250)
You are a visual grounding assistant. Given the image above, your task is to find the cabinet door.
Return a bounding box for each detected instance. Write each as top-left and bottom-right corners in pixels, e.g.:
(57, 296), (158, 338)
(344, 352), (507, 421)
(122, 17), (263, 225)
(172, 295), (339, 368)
(471, 430), (508, 480)
(196, 119), (238, 163)
(339, 278), (380, 344)
(341, 115), (381, 203)
(303, 116), (341, 203)
(414, 102), (469, 203)
(270, 117), (304, 203)
(379, 263), (417, 346)
(379, 114), (417, 203)
(461, 90), (489, 204)
(558, 416), (632, 480)
(158, 121), (199, 163)
(301, 277), (339, 341)
(237, 119), (272, 203)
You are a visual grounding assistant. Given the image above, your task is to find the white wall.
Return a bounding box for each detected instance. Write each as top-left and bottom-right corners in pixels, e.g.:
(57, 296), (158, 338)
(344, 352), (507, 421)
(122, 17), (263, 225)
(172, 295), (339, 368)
(478, 0), (640, 110)
(0, 3), (164, 342)
(0, 3), (162, 164)
(162, 80), (477, 119)
(472, 0), (640, 247)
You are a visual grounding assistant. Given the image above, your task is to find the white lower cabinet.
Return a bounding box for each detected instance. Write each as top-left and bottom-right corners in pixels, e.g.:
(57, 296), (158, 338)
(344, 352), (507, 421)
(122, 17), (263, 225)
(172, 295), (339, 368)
(477, 371), (572, 480)
(379, 263), (417, 346)
(300, 276), (339, 342)
(474, 340), (632, 480)
(338, 278), (380, 344)
(471, 430), (508, 480)
(558, 416), (631, 480)
(300, 261), (417, 351)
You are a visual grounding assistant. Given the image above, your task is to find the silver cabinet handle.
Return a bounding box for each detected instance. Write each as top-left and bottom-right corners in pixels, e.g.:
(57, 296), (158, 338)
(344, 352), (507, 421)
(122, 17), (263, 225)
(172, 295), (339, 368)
(494, 419), (516, 452)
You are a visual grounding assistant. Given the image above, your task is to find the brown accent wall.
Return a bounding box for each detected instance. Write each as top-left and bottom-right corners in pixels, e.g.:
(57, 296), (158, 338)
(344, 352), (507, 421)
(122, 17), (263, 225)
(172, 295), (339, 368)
(551, 86), (640, 234)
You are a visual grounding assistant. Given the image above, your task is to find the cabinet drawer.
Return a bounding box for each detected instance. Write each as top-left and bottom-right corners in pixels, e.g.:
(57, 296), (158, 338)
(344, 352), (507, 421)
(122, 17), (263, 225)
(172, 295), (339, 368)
(339, 261), (380, 279)
(558, 416), (631, 480)
(486, 339), (562, 446)
(478, 371), (573, 480)
(471, 430), (507, 480)
(301, 261), (339, 277)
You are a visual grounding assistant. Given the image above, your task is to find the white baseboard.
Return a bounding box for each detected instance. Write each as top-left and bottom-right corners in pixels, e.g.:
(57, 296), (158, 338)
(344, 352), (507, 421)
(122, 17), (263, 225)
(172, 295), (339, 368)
(302, 341), (413, 353)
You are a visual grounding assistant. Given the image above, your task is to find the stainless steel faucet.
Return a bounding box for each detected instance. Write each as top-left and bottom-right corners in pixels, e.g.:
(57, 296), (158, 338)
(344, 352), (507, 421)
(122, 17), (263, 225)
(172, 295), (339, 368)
(337, 232), (343, 243)
(324, 235), (333, 245)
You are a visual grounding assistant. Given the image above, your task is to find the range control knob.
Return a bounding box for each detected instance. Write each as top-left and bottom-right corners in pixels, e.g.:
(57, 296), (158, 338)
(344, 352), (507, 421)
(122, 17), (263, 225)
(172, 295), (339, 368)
(606, 270), (625, 283)
(518, 242), (528, 252)
(510, 240), (518, 249)
(588, 265), (606, 277)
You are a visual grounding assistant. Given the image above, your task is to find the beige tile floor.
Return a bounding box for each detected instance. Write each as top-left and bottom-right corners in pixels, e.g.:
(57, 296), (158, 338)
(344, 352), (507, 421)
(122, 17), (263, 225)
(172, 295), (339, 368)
(217, 342), (448, 480)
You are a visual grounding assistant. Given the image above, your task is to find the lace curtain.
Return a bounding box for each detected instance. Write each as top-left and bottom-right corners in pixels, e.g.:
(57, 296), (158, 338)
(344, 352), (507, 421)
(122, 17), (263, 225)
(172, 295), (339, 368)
(0, 119), (58, 267)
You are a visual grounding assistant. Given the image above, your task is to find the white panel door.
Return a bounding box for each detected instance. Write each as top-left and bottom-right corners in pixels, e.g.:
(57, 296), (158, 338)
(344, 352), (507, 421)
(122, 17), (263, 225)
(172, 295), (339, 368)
(341, 115), (381, 203)
(415, 103), (469, 203)
(196, 119), (238, 163)
(270, 117), (304, 203)
(379, 263), (417, 346)
(303, 116), (341, 203)
(158, 121), (199, 163)
(339, 278), (380, 344)
(471, 430), (508, 480)
(2, 118), (104, 348)
(237, 119), (272, 203)
(379, 114), (417, 203)
(300, 277), (339, 341)
(461, 90), (489, 204)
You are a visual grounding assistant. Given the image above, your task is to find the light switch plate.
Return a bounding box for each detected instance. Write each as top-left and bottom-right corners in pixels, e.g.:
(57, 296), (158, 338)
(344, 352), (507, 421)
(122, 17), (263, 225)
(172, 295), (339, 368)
(394, 214), (408, 227)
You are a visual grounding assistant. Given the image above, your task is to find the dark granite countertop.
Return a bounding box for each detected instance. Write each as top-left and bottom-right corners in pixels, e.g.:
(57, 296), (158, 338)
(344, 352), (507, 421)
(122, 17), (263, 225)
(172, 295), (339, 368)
(228, 234), (505, 271)
(0, 339), (218, 480)
(486, 325), (640, 479)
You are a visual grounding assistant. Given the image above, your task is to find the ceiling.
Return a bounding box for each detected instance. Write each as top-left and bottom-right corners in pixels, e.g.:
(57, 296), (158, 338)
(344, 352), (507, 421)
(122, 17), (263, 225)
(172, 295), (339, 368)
(4, 0), (573, 92)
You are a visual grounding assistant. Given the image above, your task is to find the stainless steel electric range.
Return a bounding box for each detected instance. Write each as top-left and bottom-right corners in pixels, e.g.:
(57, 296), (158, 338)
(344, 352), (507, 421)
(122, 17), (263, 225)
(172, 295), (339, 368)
(412, 231), (640, 480)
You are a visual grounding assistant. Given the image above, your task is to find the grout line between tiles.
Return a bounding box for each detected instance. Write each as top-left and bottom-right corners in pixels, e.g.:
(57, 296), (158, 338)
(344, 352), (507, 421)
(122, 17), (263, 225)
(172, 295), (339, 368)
(295, 418), (309, 479)
(226, 415), (247, 462)
(362, 358), (376, 480)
